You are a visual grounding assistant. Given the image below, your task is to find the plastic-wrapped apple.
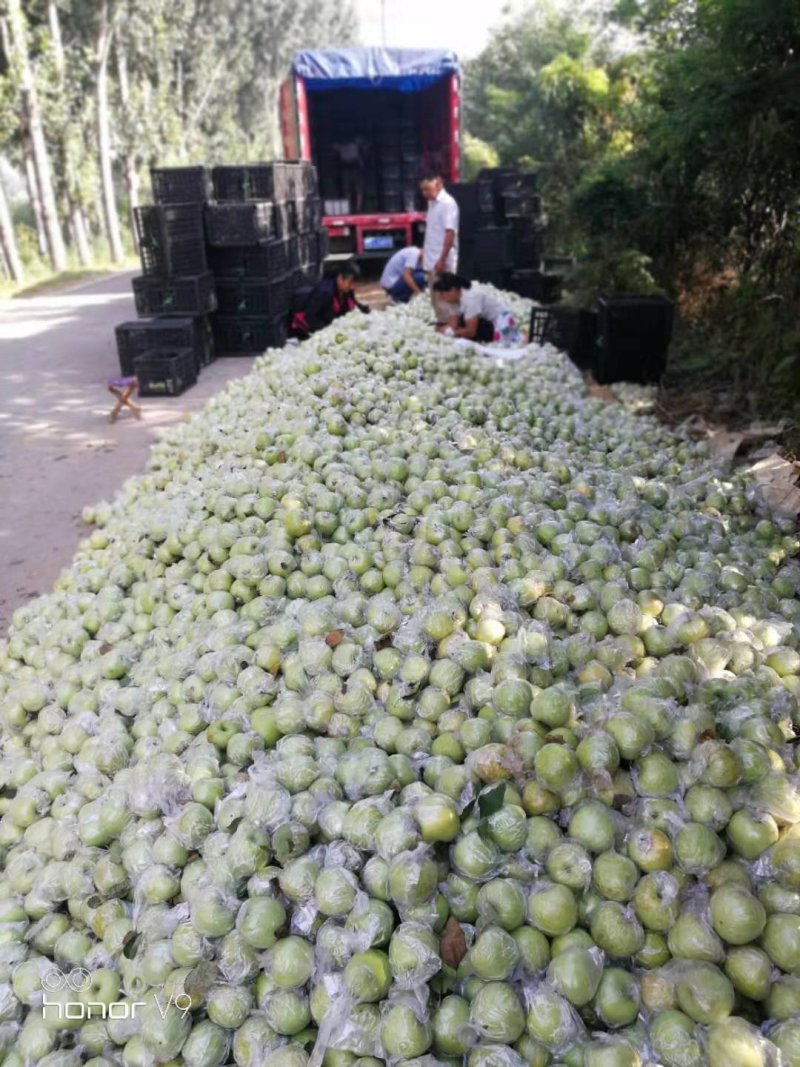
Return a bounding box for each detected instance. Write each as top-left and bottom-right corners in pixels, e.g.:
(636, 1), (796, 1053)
(263, 989), (310, 1035)
(238, 897), (286, 950)
(772, 1020), (800, 1067)
(648, 1011), (704, 1067)
(767, 975), (800, 1020)
(380, 1003), (432, 1060)
(594, 968), (640, 1028)
(267, 937), (315, 989)
(388, 922), (441, 986)
(469, 926), (520, 981)
(546, 842), (592, 891)
(432, 995), (471, 1056)
(415, 794), (460, 843)
(762, 912), (800, 973)
(583, 1036), (643, 1067)
(486, 804), (528, 852)
(592, 851), (639, 902)
(534, 744), (580, 793)
(568, 801), (617, 854)
(525, 987), (580, 1050)
(707, 1016), (773, 1067)
(548, 947), (603, 1006)
(674, 823), (726, 874)
(626, 826), (674, 872)
(513, 926), (550, 974)
(668, 911), (724, 963)
(590, 903), (645, 958)
(727, 810), (779, 861)
(389, 850), (439, 906)
(314, 869), (357, 918)
(632, 871), (680, 931)
(477, 879), (527, 931)
(525, 816), (563, 861)
(604, 713), (655, 761)
(452, 832), (500, 881)
(470, 981), (525, 1043)
(709, 884), (766, 945)
(675, 962), (735, 1024)
(529, 883), (578, 938)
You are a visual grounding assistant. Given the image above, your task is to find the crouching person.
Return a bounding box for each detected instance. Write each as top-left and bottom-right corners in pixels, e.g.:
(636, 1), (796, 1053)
(290, 261), (369, 339)
(432, 273), (522, 345)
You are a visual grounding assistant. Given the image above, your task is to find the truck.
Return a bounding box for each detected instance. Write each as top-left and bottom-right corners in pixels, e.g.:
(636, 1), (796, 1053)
(280, 47), (461, 261)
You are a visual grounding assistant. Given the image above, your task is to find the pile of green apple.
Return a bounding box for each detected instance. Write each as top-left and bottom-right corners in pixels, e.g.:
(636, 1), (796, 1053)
(1, 295), (800, 1067)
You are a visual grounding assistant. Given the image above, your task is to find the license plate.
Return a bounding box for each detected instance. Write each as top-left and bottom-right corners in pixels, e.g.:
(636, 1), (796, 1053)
(364, 235), (394, 251)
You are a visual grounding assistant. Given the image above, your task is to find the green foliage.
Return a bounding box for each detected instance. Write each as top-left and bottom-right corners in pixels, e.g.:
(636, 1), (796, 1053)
(461, 133), (499, 181)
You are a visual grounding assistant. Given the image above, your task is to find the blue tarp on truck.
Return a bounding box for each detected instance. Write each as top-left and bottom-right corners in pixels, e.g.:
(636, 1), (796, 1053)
(291, 48), (459, 92)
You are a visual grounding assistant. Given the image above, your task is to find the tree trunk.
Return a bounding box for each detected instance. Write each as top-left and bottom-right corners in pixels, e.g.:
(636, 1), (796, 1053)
(97, 0), (124, 264)
(6, 0), (67, 271)
(21, 132), (48, 257)
(70, 204), (93, 267)
(47, 0), (65, 80)
(0, 176), (25, 283)
(115, 38), (140, 249)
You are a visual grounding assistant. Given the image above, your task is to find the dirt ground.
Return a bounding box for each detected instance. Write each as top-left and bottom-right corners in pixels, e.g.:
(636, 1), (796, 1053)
(0, 270), (389, 633)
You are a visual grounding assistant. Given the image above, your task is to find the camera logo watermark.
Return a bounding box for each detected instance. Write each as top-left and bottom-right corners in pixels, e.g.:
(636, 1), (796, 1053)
(16, 965), (192, 1022)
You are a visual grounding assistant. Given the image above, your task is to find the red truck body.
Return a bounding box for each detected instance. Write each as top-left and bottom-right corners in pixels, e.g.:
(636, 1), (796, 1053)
(280, 48), (461, 261)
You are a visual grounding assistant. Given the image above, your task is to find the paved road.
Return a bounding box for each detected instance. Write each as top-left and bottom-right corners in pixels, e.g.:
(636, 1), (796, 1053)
(0, 271), (255, 632)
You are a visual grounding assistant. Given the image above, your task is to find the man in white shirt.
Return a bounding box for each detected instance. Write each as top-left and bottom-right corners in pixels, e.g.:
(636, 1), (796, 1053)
(380, 246), (426, 303)
(420, 172), (459, 320)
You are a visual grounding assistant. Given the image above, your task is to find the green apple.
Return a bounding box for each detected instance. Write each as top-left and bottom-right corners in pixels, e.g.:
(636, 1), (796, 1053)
(707, 1017), (771, 1067)
(635, 752), (679, 796)
(590, 903), (645, 958)
(315, 869), (358, 917)
(238, 897), (287, 950)
(723, 945), (773, 1000)
(432, 995), (471, 1056)
(415, 794), (460, 843)
(486, 804), (528, 852)
(709, 884), (766, 945)
(626, 826), (674, 872)
(592, 851), (639, 902)
(667, 912), (724, 962)
(568, 802), (617, 854)
(525, 816), (563, 861)
(534, 744), (580, 792)
(649, 1011), (704, 1067)
(772, 1020), (800, 1067)
(513, 926), (551, 974)
(389, 852), (439, 906)
(593, 967), (640, 1028)
(547, 842), (592, 890)
(684, 786), (732, 831)
(762, 912), (800, 973)
(773, 837), (800, 889)
(674, 823), (726, 874)
(344, 950), (392, 1002)
(632, 872), (680, 932)
(548, 946), (603, 1007)
(577, 732), (620, 777)
(768, 975), (800, 1021)
(469, 926), (520, 981)
(477, 879), (527, 931)
(206, 983), (253, 1029)
(380, 1004), (432, 1059)
(269, 936), (315, 989)
(605, 713), (655, 761)
(525, 988), (578, 1050)
(675, 962), (735, 1024)
(529, 883), (578, 938)
(452, 833), (500, 881)
(470, 982), (525, 1043)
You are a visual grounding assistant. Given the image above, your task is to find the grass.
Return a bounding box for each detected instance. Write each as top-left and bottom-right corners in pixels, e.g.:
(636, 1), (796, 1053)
(0, 252), (139, 300)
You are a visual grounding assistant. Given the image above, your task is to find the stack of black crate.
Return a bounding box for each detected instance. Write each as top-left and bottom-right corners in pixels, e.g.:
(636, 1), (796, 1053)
(207, 162), (326, 355)
(116, 166), (217, 396)
(450, 168), (560, 302)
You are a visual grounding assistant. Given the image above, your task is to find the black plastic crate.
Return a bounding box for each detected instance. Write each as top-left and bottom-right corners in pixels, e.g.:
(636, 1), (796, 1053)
(115, 316), (213, 376)
(212, 314), (288, 355)
(595, 295), (674, 384)
(475, 227), (513, 268)
(215, 275), (291, 317)
(315, 228), (330, 262)
(212, 163), (290, 202)
(135, 205), (207, 277)
(541, 306), (598, 368)
(296, 198), (321, 234)
(286, 236), (301, 269)
(132, 274), (217, 316)
(382, 194), (403, 213)
(451, 182), (494, 215)
(134, 348), (197, 396)
(138, 234), (207, 277)
(205, 203), (274, 246)
(473, 266), (510, 289)
(503, 192), (542, 218)
(274, 202), (296, 240)
(207, 240), (289, 281)
(150, 166), (210, 205)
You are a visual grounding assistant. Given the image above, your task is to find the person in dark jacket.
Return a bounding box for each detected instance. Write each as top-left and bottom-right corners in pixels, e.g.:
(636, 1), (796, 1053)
(290, 262), (370, 339)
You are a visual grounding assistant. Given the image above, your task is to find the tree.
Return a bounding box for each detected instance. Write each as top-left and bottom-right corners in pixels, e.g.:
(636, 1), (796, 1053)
(4, 0), (66, 270)
(0, 170), (23, 280)
(95, 0), (124, 262)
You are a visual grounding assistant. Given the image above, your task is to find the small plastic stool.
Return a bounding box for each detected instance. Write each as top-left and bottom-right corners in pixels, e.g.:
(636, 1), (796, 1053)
(107, 376), (142, 422)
